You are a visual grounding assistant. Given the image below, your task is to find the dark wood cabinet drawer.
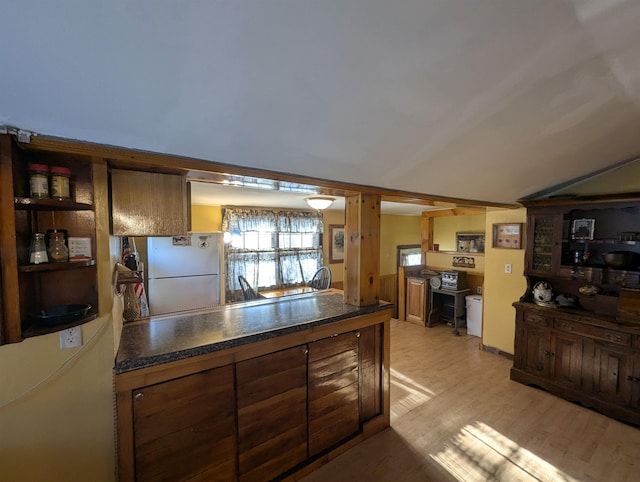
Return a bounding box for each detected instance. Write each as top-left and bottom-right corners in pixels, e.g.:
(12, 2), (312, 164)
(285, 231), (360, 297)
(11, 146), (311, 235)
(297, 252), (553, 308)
(554, 319), (631, 346)
(524, 312), (551, 327)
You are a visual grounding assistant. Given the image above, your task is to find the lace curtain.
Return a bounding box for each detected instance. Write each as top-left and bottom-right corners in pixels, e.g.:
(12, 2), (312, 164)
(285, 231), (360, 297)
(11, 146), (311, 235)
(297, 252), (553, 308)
(222, 207), (324, 302)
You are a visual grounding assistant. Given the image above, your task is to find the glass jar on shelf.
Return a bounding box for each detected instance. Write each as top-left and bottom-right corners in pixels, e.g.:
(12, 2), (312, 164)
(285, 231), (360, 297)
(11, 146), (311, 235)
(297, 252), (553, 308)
(30, 233), (49, 264)
(48, 231), (69, 262)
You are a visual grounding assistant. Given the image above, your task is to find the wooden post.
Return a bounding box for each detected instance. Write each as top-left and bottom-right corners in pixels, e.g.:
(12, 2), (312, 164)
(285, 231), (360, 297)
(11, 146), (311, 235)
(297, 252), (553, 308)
(344, 193), (381, 306)
(421, 213), (434, 253)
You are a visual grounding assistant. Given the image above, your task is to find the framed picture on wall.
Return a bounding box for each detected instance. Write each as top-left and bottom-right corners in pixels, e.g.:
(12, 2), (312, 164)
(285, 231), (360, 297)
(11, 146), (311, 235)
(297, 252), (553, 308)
(492, 223), (523, 249)
(456, 232), (485, 253)
(329, 224), (345, 263)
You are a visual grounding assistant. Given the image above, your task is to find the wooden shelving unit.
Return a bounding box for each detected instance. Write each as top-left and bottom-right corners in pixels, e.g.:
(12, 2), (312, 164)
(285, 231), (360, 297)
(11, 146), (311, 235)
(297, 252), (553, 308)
(0, 134), (99, 344)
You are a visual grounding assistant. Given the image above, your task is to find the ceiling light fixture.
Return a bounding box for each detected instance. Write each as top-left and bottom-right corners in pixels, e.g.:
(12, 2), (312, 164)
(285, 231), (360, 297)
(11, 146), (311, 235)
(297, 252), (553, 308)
(305, 197), (335, 210)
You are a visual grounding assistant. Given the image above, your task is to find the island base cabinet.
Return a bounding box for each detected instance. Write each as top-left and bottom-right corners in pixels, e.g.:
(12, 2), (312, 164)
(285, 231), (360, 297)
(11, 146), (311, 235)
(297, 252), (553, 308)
(132, 365), (237, 482)
(308, 331), (360, 457)
(116, 313), (392, 481)
(236, 346), (308, 482)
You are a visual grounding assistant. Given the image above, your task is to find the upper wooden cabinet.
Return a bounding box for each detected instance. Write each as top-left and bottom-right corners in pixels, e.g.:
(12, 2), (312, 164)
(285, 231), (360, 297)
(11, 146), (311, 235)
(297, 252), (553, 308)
(522, 195), (640, 301)
(109, 169), (189, 236)
(0, 134), (99, 344)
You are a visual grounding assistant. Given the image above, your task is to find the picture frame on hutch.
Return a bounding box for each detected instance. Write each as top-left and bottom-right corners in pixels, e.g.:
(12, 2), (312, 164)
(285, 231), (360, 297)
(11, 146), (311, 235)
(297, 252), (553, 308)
(571, 218), (595, 240)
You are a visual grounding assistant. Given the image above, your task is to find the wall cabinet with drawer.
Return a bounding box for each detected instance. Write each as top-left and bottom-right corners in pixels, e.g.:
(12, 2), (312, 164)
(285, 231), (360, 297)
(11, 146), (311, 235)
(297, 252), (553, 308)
(512, 303), (640, 425)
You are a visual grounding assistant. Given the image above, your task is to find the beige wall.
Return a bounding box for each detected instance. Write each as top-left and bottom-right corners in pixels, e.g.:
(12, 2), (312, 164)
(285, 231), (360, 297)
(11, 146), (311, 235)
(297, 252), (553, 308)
(191, 204), (223, 232)
(0, 163), (116, 481)
(380, 214), (422, 275)
(426, 251), (485, 272)
(554, 158), (640, 196)
(433, 214), (486, 251)
(322, 209), (346, 283)
(322, 210), (421, 281)
(482, 207), (528, 353)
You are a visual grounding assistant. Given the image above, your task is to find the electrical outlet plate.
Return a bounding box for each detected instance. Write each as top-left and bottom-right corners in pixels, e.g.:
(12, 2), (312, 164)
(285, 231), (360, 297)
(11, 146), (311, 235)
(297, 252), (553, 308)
(60, 327), (83, 349)
(505, 263), (512, 274)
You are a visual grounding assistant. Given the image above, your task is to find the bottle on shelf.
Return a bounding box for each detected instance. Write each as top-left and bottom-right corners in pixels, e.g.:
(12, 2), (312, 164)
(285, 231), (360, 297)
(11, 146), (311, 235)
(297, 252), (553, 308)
(29, 233), (49, 264)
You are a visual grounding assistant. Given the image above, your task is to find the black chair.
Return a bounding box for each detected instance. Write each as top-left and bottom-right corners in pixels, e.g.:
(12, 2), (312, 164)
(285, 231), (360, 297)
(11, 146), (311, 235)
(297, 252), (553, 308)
(238, 275), (260, 300)
(307, 266), (331, 290)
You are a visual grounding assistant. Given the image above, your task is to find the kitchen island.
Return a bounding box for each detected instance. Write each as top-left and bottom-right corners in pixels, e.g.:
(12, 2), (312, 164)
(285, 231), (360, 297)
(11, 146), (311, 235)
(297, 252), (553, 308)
(115, 290), (392, 481)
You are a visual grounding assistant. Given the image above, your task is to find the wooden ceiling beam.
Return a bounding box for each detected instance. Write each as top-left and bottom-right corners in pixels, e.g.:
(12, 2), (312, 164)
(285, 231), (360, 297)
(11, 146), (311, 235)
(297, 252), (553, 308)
(21, 134), (517, 209)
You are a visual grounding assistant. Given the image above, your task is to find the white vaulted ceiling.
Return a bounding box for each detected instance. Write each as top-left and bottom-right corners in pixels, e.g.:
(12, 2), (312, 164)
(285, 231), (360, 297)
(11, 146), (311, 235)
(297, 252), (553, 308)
(2, 1), (640, 205)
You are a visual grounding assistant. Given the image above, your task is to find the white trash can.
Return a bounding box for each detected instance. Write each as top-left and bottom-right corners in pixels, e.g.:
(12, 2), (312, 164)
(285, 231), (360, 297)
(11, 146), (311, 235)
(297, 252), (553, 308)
(465, 295), (483, 337)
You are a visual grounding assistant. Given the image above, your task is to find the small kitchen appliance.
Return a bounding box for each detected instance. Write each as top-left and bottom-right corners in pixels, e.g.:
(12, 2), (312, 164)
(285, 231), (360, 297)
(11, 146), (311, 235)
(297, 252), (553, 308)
(441, 270), (468, 290)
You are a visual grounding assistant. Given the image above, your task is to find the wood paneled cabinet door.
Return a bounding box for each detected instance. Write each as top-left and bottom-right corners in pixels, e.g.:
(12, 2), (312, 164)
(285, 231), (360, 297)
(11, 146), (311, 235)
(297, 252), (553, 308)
(308, 331), (360, 457)
(589, 341), (634, 406)
(525, 211), (563, 276)
(110, 168), (188, 236)
(518, 321), (549, 377)
(549, 329), (583, 389)
(406, 277), (428, 325)
(132, 365), (237, 482)
(236, 346), (308, 482)
(629, 352), (640, 410)
(516, 316), (582, 389)
(359, 324), (383, 423)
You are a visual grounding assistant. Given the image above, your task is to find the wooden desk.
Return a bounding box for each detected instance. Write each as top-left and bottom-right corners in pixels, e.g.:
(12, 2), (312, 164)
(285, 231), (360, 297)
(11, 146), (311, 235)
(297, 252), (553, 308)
(259, 286), (318, 299)
(428, 288), (472, 336)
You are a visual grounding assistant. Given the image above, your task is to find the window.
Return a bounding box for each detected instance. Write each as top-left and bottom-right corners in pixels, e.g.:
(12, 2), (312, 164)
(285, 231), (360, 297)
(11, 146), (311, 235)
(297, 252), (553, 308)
(223, 207), (324, 302)
(397, 244), (422, 267)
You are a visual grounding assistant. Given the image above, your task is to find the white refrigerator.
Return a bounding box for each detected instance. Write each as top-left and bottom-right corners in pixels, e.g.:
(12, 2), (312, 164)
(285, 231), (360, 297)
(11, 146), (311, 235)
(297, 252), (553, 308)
(147, 233), (225, 316)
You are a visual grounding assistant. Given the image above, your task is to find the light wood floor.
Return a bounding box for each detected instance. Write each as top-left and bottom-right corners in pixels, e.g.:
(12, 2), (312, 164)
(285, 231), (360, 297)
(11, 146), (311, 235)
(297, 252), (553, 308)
(302, 319), (640, 482)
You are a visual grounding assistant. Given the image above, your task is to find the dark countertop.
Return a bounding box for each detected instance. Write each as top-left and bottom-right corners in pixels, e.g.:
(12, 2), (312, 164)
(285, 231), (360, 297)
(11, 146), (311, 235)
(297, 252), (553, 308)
(115, 290), (392, 374)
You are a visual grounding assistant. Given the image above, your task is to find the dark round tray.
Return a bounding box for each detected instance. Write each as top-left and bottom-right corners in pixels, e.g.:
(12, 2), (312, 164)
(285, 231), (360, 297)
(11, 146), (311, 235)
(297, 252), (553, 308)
(30, 304), (91, 326)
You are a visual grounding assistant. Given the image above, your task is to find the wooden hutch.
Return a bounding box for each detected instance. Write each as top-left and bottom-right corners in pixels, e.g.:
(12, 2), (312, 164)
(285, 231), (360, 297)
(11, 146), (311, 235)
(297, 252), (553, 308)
(512, 193), (640, 425)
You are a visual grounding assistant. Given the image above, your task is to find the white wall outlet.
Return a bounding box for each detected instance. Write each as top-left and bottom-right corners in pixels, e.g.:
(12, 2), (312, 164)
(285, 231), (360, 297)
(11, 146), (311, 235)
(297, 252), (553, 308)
(60, 327), (83, 349)
(477, 286), (482, 294)
(505, 263), (512, 274)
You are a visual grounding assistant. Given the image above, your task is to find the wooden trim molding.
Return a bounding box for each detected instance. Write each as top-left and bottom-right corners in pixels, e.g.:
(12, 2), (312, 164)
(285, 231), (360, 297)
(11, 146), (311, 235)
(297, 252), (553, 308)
(22, 134), (514, 209)
(481, 344), (515, 360)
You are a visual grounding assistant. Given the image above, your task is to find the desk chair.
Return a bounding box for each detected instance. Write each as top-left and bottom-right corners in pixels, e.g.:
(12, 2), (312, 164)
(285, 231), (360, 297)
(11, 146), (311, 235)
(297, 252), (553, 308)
(307, 266), (332, 290)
